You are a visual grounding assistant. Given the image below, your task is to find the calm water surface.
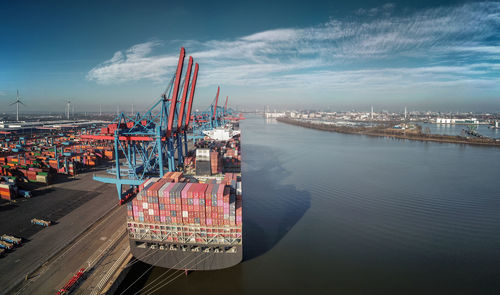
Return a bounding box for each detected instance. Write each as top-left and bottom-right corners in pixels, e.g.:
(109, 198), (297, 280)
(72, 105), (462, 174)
(117, 116), (500, 295)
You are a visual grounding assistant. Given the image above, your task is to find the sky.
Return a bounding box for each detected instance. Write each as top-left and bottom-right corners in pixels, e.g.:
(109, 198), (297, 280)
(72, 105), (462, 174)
(1, 0), (499, 113)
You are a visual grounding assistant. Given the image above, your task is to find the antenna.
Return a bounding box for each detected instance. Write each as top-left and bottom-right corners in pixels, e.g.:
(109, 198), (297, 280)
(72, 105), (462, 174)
(9, 89), (26, 121)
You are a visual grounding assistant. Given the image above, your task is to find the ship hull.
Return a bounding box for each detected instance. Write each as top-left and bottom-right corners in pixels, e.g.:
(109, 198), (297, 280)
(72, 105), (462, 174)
(130, 239), (242, 270)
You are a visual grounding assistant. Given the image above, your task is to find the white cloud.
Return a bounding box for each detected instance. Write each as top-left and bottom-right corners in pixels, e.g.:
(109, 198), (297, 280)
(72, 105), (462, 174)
(87, 41), (178, 84)
(87, 2), (500, 98)
(356, 2), (395, 17)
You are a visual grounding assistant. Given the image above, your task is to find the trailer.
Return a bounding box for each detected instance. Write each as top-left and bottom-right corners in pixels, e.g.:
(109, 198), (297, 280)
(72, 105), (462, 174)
(31, 218), (51, 227)
(0, 234), (22, 245)
(0, 240), (14, 250)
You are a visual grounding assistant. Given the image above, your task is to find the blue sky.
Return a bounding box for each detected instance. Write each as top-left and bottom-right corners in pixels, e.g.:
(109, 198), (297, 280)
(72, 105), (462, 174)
(1, 0), (499, 112)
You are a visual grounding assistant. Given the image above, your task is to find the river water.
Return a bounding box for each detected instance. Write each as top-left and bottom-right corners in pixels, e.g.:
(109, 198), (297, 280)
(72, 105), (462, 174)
(117, 115), (500, 294)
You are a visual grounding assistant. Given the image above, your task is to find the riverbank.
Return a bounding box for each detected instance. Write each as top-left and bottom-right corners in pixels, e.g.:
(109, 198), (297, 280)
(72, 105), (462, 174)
(276, 117), (500, 147)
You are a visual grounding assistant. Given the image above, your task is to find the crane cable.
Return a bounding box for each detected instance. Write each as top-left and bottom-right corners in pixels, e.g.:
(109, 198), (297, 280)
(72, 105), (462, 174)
(132, 249), (204, 294)
(141, 251), (217, 295)
(119, 243), (202, 295)
(118, 247), (173, 295)
(124, 247), (159, 268)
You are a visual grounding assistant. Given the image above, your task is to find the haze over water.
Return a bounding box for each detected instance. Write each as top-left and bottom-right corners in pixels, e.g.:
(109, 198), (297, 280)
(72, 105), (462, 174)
(120, 115), (500, 294)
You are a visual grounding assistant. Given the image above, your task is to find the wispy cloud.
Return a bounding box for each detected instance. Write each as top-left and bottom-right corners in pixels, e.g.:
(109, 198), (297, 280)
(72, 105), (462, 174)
(356, 3), (395, 17)
(87, 1), (500, 101)
(87, 40), (179, 84)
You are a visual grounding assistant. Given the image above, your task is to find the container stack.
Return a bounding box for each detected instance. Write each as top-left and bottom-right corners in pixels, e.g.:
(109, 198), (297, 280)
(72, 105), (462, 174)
(210, 151), (221, 175)
(129, 174), (242, 227)
(0, 127), (116, 178)
(0, 182), (17, 200)
(223, 172), (242, 226)
(165, 182), (185, 224)
(195, 148), (211, 175)
(221, 137), (241, 172)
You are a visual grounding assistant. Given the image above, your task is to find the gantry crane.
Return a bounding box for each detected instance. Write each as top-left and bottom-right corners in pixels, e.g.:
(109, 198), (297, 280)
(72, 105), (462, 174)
(191, 86), (231, 137)
(81, 47), (199, 201)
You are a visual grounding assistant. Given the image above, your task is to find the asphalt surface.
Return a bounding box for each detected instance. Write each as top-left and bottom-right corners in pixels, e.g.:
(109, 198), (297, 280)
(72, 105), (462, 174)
(0, 176), (101, 239)
(0, 170), (119, 294)
(14, 205), (126, 295)
(75, 234), (130, 295)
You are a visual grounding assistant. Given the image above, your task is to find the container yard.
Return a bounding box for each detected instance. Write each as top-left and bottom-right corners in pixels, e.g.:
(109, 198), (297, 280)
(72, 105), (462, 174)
(0, 125), (118, 204)
(0, 125), (118, 262)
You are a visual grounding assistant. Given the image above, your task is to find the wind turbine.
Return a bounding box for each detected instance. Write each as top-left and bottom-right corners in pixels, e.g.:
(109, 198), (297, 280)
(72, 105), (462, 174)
(9, 89), (26, 122)
(66, 100), (71, 120)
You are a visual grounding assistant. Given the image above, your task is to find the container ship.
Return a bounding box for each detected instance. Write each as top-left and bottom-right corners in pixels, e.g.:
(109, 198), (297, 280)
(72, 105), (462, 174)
(126, 131), (242, 270)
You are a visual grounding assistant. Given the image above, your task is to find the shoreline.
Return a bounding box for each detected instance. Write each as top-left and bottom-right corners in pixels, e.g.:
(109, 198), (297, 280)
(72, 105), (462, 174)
(276, 117), (500, 147)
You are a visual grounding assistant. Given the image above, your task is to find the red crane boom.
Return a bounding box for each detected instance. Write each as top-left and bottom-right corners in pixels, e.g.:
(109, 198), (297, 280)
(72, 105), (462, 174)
(177, 56), (193, 131)
(212, 86), (220, 121)
(167, 47), (185, 137)
(185, 63), (199, 131)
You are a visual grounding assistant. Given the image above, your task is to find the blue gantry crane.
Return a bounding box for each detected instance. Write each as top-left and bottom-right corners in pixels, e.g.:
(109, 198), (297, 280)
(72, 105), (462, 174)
(191, 86), (232, 138)
(81, 47), (199, 202)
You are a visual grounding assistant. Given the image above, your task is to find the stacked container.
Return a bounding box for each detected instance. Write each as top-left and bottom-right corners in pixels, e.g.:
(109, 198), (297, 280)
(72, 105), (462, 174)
(195, 148), (211, 175)
(130, 176), (242, 227)
(0, 182), (17, 200)
(210, 151), (219, 175)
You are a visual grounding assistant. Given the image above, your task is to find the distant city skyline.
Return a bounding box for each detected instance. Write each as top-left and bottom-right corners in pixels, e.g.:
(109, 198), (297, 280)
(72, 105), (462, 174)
(1, 0), (499, 112)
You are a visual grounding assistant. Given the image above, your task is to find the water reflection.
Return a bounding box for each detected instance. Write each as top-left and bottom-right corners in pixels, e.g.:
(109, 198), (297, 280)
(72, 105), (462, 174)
(242, 144), (311, 260)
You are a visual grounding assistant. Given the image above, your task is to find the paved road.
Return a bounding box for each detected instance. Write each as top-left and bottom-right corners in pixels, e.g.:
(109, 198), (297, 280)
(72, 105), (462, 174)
(0, 171), (119, 294)
(0, 168), (109, 239)
(13, 205), (126, 295)
(75, 235), (131, 295)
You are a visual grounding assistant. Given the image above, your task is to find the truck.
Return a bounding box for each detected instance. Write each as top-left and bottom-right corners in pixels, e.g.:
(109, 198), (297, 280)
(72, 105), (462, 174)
(31, 218), (52, 227)
(18, 189), (32, 198)
(0, 234), (22, 245)
(0, 240), (14, 250)
(56, 268), (86, 295)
